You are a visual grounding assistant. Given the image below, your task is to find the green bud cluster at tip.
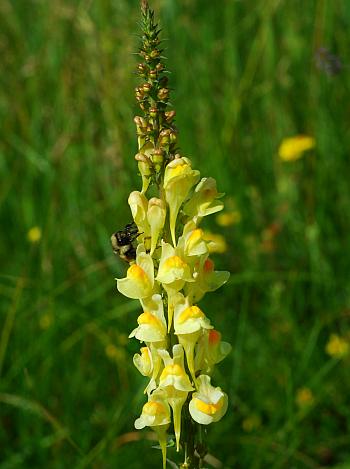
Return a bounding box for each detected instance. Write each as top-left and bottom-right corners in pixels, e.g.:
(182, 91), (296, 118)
(134, 1), (178, 187)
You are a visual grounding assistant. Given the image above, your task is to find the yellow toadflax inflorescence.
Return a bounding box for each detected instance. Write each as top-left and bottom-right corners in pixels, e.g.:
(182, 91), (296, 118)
(113, 2), (231, 467)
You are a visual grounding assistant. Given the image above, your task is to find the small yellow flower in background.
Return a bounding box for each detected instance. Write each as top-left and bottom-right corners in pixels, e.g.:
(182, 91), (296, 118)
(203, 231), (227, 254)
(216, 210), (241, 227)
(278, 135), (315, 162)
(296, 387), (314, 408)
(27, 226), (42, 243)
(105, 344), (124, 361)
(325, 334), (349, 359)
(242, 414), (261, 432)
(39, 312), (53, 330)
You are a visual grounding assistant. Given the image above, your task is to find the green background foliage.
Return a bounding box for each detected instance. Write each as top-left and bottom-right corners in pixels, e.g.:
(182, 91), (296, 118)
(1, 0), (350, 467)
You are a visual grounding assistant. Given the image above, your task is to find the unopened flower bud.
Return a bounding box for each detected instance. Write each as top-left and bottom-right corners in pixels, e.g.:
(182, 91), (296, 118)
(135, 152), (149, 163)
(158, 88), (169, 101)
(138, 161), (152, 193)
(150, 49), (160, 59)
(165, 110), (176, 123)
(149, 107), (158, 118)
(143, 83), (152, 94)
(169, 131), (177, 144)
(156, 63), (164, 72)
(159, 76), (168, 87)
(159, 129), (171, 145)
(137, 63), (146, 75)
(135, 86), (144, 101)
(152, 148), (164, 164)
(152, 148), (164, 173)
(149, 69), (157, 80)
(134, 116), (146, 128)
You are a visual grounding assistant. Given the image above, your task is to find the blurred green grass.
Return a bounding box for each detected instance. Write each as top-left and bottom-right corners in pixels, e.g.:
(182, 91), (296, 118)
(1, 0), (350, 467)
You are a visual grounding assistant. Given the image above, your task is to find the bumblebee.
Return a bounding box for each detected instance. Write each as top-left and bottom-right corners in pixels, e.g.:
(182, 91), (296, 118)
(111, 222), (139, 263)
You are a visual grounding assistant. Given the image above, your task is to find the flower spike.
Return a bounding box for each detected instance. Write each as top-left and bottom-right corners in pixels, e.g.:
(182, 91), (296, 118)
(112, 2), (232, 467)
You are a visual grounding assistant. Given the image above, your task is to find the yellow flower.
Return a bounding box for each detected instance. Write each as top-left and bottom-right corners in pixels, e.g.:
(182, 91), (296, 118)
(133, 343), (163, 395)
(194, 329), (232, 374)
(278, 135), (315, 162)
(295, 387), (314, 408)
(133, 347), (153, 376)
(128, 191), (151, 248)
(178, 221), (208, 260)
(189, 374), (228, 425)
(173, 293), (212, 382)
(216, 210), (241, 227)
(147, 197), (166, 255)
(156, 242), (193, 291)
(158, 344), (194, 451)
(183, 177), (224, 223)
(116, 244), (155, 299)
(27, 226), (42, 243)
(185, 257), (230, 303)
(158, 344), (194, 393)
(129, 294), (167, 343)
(163, 157), (200, 245)
(325, 334), (349, 359)
(134, 389), (171, 469)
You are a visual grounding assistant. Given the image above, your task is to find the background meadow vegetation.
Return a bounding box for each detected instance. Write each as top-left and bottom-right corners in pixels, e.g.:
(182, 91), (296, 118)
(1, 0), (350, 467)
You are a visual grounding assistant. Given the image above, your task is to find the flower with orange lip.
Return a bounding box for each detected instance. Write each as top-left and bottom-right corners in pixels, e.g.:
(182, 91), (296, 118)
(174, 293), (212, 383)
(183, 177), (224, 223)
(185, 257), (230, 303)
(189, 374), (228, 425)
(158, 344), (194, 451)
(134, 388), (171, 469)
(195, 329), (232, 374)
(116, 244), (155, 299)
(163, 157), (200, 245)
